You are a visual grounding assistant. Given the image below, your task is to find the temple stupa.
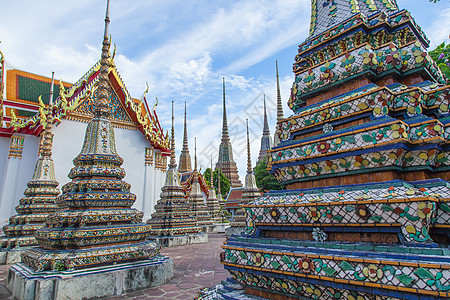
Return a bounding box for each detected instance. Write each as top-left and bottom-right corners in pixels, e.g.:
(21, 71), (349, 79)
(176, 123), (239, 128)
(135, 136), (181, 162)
(7, 2), (173, 298)
(0, 73), (59, 264)
(147, 102), (206, 246)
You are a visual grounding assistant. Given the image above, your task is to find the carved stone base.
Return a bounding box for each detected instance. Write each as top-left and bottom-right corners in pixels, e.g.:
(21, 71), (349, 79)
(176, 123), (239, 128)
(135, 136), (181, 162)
(0, 248), (24, 265)
(148, 233), (208, 247)
(7, 256), (173, 300)
(202, 223), (230, 233)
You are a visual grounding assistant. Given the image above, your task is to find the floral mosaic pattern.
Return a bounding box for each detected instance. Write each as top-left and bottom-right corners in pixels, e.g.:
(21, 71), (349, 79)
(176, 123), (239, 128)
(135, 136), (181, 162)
(270, 121), (408, 165)
(289, 40), (445, 112)
(243, 182), (450, 244)
(223, 249), (450, 296)
(304, 8), (427, 54)
(228, 269), (400, 300)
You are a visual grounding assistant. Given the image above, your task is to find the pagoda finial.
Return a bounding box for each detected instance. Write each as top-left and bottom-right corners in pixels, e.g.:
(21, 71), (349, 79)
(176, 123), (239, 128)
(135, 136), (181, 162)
(178, 102), (192, 172)
(276, 60), (283, 122)
(217, 168), (221, 195)
(169, 101), (177, 169)
(183, 102), (189, 150)
(194, 137), (197, 174)
(246, 119), (252, 174)
(210, 155), (214, 189)
(96, 0), (112, 117)
(39, 71), (55, 158)
(222, 77), (229, 138)
(263, 95), (270, 134)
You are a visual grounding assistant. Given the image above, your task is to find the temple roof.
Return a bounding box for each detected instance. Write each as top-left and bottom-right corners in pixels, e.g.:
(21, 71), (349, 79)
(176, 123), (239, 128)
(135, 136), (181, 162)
(0, 63), (170, 153)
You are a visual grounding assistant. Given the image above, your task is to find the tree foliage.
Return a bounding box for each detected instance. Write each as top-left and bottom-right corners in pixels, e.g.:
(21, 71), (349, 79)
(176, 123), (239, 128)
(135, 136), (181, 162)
(429, 42), (450, 82)
(254, 157), (283, 192)
(203, 168), (231, 198)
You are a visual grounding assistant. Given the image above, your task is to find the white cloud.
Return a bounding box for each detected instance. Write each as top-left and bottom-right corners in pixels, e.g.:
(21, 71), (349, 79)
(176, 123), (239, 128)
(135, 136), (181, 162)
(425, 7), (450, 47)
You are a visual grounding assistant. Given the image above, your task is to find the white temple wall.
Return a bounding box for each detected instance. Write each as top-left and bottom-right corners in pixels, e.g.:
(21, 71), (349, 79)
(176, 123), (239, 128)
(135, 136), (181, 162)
(0, 134), (39, 226)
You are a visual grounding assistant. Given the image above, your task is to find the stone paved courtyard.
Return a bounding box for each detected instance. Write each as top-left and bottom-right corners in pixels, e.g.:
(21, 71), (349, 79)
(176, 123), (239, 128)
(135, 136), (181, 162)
(0, 233), (229, 299)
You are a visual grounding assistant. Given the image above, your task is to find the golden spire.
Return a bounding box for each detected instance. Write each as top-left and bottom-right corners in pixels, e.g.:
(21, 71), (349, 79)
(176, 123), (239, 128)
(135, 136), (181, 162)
(168, 101), (177, 169)
(276, 60), (283, 122)
(210, 155), (214, 189)
(96, 0), (111, 117)
(217, 168), (221, 196)
(246, 119), (252, 174)
(39, 72), (55, 158)
(194, 137), (198, 175)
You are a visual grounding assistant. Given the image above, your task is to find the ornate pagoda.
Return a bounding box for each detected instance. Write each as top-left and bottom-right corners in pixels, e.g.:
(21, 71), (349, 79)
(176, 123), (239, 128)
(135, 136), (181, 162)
(216, 78), (242, 188)
(257, 96), (272, 162)
(148, 102), (202, 238)
(0, 73), (60, 262)
(178, 102), (192, 173)
(206, 156), (222, 223)
(189, 139), (214, 227)
(8, 2), (172, 298)
(207, 1), (450, 299)
(228, 120), (260, 234)
(217, 169), (225, 208)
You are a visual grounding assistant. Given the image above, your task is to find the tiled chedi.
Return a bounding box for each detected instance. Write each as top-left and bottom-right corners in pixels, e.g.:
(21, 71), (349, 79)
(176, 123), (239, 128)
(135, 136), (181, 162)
(148, 103), (201, 236)
(20, 14), (160, 271)
(189, 140), (214, 227)
(207, 157), (223, 223)
(0, 77), (59, 250)
(218, 0), (450, 299)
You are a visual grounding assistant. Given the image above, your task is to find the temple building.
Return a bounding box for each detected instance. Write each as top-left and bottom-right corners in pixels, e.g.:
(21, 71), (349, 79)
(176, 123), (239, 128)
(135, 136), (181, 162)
(216, 78), (242, 188)
(8, 2), (172, 298)
(0, 73), (59, 263)
(0, 28), (169, 227)
(178, 102), (192, 173)
(203, 0), (450, 299)
(148, 102), (204, 246)
(257, 96), (272, 163)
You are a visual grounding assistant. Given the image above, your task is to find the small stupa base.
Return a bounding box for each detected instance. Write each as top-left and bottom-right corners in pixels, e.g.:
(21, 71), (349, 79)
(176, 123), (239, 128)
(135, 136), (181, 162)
(149, 232), (208, 247)
(7, 255), (173, 300)
(202, 223), (230, 233)
(0, 248), (26, 265)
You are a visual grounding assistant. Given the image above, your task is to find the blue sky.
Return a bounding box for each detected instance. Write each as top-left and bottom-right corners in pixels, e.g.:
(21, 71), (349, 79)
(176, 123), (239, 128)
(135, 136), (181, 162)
(0, 0), (449, 181)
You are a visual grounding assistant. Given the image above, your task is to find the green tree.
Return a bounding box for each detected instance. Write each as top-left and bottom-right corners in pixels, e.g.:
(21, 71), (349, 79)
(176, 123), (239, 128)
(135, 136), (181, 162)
(203, 168), (231, 199)
(429, 42), (450, 83)
(254, 157), (283, 192)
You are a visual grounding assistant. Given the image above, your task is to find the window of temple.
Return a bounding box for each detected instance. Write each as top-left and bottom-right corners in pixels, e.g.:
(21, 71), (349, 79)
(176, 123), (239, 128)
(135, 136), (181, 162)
(8, 135), (25, 159)
(145, 147), (154, 166)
